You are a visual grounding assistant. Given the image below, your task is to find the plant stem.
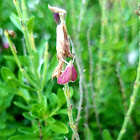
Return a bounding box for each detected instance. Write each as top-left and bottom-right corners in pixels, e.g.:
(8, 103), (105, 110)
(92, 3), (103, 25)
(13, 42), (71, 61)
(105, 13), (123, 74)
(116, 63), (127, 112)
(36, 119), (43, 140)
(117, 5), (140, 140)
(117, 49), (140, 140)
(21, 0), (28, 22)
(64, 83), (80, 140)
(13, 0), (40, 84)
(4, 30), (37, 88)
(87, 23), (102, 137)
(70, 1), (88, 135)
(41, 43), (49, 91)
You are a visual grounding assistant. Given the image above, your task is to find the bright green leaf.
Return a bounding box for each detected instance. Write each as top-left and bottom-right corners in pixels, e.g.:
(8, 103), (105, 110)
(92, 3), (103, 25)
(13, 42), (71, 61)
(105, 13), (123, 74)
(10, 13), (22, 32)
(14, 101), (29, 110)
(23, 112), (35, 121)
(102, 129), (113, 140)
(27, 16), (35, 33)
(1, 67), (16, 83)
(46, 117), (55, 124)
(50, 120), (69, 134)
(46, 54), (58, 83)
(9, 135), (38, 140)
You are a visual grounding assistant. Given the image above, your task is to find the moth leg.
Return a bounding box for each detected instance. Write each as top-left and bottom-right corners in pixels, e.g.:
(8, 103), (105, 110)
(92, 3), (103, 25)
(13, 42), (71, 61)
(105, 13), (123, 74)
(72, 56), (75, 63)
(61, 57), (69, 64)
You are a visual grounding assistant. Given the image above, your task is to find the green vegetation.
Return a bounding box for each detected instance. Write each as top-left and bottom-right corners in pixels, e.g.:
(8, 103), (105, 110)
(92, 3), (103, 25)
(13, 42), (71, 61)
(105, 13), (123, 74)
(0, 0), (139, 140)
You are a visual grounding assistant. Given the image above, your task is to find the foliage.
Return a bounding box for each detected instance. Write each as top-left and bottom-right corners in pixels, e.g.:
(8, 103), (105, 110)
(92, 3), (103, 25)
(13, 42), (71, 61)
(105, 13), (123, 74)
(0, 0), (139, 140)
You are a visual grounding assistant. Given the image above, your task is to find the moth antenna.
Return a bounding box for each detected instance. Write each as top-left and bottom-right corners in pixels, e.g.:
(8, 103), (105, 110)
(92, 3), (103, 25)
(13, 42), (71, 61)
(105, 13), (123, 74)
(61, 57), (69, 64)
(72, 56), (75, 63)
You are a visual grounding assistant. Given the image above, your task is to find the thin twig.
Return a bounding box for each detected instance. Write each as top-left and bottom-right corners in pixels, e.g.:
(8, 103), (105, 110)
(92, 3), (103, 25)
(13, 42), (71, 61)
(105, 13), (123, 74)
(87, 23), (102, 137)
(77, 0), (86, 33)
(4, 30), (37, 88)
(69, 37), (84, 126)
(36, 119), (43, 140)
(64, 83), (80, 140)
(117, 5), (140, 139)
(117, 48), (140, 140)
(116, 62), (127, 112)
(70, 0), (88, 139)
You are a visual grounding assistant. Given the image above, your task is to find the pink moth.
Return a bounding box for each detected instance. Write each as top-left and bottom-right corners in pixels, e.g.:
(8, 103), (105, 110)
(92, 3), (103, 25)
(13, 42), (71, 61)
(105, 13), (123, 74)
(57, 61), (77, 84)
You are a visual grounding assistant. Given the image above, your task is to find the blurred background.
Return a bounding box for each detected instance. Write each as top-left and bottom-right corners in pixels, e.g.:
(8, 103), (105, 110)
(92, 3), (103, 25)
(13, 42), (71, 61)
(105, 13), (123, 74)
(0, 0), (139, 140)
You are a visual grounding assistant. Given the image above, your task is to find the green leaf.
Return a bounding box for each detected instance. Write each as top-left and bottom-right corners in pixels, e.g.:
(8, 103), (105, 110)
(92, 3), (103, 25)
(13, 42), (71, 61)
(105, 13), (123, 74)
(4, 55), (15, 62)
(46, 54), (58, 83)
(9, 135), (38, 140)
(1, 67), (16, 83)
(0, 123), (6, 129)
(45, 81), (54, 96)
(41, 96), (47, 112)
(0, 84), (15, 93)
(19, 56), (30, 67)
(102, 129), (113, 140)
(69, 87), (74, 98)
(27, 16), (35, 33)
(31, 104), (41, 118)
(50, 120), (69, 134)
(10, 13), (22, 32)
(18, 127), (36, 135)
(23, 112), (35, 121)
(56, 109), (67, 115)
(84, 127), (94, 140)
(33, 51), (39, 71)
(37, 40), (48, 58)
(0, 129), (16, 137)
(57, 88), (66, 105)
(46, 117), (55, 124)
(49, 93), (61, 107)
(14, 101), (29, 110)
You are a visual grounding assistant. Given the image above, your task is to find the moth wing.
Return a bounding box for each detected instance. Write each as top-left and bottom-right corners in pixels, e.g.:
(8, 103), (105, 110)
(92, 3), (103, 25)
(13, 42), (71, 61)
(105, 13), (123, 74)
(57, 65), (71, 84)
(71, 65), (77, 81)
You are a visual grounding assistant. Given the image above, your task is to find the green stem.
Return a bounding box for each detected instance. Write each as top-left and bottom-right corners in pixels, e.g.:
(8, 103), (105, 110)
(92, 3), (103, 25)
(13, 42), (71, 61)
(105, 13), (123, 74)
(117, 49), (140, 140)
(21, 0), (28, 22)
(4, 30), (37, 88)
(97, 0), (107, 92)
(64, 83), (80, 140)
(117, 6), (140, 140)
(13, 0), (40, 84)
(41, 43), (49, 91)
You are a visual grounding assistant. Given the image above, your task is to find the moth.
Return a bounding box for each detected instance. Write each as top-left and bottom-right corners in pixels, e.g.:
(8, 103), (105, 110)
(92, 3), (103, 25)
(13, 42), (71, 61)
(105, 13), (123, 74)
(57, 60), (77, 84)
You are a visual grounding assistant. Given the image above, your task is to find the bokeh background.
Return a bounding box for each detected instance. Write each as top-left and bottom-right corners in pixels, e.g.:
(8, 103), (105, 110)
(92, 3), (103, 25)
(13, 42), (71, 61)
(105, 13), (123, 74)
(0, 0), (139, 140)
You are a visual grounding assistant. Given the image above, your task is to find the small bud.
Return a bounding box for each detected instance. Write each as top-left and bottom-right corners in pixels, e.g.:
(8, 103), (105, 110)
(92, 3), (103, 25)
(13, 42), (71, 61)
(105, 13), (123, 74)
(4, 30), (16, 38)
(71, 105), (73, 109)
(8, 30), (16, 38)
